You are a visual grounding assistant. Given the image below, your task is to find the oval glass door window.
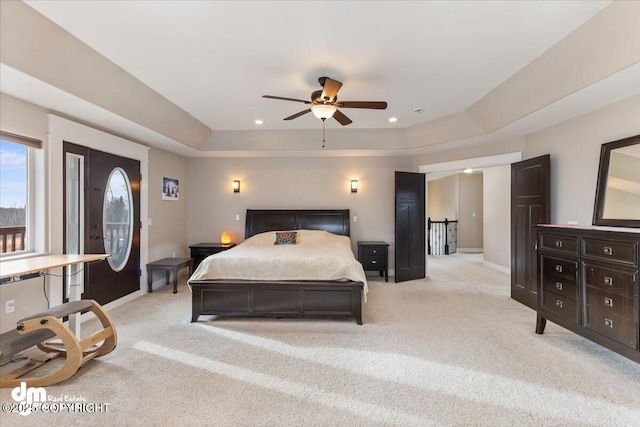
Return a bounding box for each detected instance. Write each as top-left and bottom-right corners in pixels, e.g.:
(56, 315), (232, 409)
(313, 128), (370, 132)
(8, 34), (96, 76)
(103, 167), (133, 272)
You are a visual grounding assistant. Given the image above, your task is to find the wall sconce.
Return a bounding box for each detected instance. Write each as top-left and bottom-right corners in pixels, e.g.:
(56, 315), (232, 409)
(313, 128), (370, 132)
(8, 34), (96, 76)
(232, 180), (240, 193)
(220, 231), (232, 245)
(351, 180), (358, 193)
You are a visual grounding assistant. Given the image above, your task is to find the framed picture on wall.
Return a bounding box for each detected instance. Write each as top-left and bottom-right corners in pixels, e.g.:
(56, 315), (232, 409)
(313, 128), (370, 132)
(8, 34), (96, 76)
(162, 177), (179, 201)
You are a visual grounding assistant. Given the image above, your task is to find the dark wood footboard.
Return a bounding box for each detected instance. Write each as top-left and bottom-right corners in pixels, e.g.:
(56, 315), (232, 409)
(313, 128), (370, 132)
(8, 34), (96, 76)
(190, 280), (363, 325)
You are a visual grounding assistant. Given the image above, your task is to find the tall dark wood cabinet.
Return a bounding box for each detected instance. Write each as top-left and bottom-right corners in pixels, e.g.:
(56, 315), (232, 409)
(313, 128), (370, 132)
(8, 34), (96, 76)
(536, 226), (639, 363)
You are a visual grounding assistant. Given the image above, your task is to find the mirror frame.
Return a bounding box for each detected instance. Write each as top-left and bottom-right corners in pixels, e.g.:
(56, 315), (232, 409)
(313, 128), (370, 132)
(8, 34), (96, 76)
(592, 134), (640, 228)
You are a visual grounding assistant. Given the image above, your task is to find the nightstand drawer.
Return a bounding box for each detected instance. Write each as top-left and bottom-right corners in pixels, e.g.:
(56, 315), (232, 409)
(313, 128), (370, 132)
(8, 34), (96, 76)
(362, 255), (385, 270)
(363, 247), (385, 256)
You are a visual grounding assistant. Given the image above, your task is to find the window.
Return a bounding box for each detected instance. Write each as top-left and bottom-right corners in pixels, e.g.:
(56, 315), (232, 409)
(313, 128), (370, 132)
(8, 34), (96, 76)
(0, 131), (41, 256)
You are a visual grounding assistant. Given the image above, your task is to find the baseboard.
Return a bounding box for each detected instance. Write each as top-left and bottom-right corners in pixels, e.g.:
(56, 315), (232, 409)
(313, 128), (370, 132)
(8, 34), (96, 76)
(482, 260), (510, 275)
(457, 248), (483, 253)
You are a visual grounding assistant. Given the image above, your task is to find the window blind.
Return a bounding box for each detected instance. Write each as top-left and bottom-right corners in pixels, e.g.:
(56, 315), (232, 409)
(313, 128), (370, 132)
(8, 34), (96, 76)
(0, 130), (42, 149)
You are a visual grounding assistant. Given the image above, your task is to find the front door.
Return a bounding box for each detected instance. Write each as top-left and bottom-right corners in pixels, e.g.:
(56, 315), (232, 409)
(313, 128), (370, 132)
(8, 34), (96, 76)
(395, 171), (426, 282)
(64, 142), (141, 305)
(511, 155), (550, 309)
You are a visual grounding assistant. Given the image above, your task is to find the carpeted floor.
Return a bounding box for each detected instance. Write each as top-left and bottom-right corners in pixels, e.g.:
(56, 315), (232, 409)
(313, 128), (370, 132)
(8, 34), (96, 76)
(2, 253), (639, 426)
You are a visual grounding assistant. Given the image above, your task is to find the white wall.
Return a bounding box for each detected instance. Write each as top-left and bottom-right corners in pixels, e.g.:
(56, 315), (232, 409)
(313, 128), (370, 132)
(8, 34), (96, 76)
(186, 156), (413, 273)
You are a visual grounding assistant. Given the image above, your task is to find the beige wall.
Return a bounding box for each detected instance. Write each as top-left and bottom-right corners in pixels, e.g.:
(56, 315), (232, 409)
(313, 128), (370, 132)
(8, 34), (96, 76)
(525, 95), (640, 225)
(148, 148), (189, 262)
(483, 165), (510, 270)
(186, 156), (413, 271)
(428, 175), (458, 220)
(458, 173), (483, 250)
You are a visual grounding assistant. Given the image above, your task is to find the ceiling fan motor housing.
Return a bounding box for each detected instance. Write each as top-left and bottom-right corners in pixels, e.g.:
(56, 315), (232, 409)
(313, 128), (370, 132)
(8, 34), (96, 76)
(311, 89), (336, 103)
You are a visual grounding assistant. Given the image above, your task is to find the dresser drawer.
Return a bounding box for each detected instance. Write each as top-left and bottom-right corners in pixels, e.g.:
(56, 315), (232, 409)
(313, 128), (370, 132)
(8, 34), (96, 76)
(584, 263), (636, 297)
(586, 286), (635, 321)
(542, 275), (578, 300)
(586, 296), (638, 348)
(582, 238), (637, 266)
(541, 256), (578, 282)
(541, 290), (578, 322)
(362, 255), (385, 270)
(540, 234), (579, 255)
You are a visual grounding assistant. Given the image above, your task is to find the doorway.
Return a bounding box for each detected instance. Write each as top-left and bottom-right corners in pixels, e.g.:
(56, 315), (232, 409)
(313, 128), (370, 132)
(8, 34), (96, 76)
(420, 152), (522, 276)
(64, 142), (141, 305)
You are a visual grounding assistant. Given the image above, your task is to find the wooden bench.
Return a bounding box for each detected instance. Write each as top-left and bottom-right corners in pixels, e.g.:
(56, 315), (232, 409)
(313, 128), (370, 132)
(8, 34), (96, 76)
(0, 299), (117, 388)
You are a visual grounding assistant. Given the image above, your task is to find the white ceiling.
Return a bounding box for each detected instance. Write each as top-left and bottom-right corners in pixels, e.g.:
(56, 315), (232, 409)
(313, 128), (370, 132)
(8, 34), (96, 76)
(2, 0), (638, 156)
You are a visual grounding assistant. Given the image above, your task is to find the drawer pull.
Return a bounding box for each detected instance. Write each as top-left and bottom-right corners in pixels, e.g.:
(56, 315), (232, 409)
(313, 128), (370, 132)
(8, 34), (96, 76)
(555, 282), (563, 291)
(555, 240), (563, 248)
(556, 300), (563, 309)
(555, 265), (563, 273)
(604, 297), (613, 307)
(603, 246), (612, 256)
(603, 276), (613, 286)
(604, 318), (614, 328)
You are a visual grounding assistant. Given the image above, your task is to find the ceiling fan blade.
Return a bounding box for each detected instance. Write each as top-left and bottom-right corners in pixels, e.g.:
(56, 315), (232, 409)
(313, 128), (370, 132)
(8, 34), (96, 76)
(284, 109), (312, 120)
(337, 101), (388, 109)
(333, 109), (352, 126)
(263, 95), (311, 104)
(321, 78), (343, 102)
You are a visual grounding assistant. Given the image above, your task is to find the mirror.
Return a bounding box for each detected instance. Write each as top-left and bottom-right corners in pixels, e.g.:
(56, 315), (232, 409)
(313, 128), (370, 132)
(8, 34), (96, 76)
(593, 134), (640, 227)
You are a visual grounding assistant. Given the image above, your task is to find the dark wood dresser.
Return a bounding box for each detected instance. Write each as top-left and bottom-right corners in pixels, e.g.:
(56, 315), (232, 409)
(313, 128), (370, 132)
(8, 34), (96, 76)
(535, 225), (639, 363)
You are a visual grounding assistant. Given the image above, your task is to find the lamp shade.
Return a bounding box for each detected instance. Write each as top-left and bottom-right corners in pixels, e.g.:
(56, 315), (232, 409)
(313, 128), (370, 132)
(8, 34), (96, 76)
(311, 104), (337, 120)
(220, 231), (232, 245)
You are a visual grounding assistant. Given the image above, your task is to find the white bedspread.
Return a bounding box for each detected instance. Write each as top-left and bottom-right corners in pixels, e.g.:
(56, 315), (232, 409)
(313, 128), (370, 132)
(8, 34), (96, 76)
(189, 230), (368, 299)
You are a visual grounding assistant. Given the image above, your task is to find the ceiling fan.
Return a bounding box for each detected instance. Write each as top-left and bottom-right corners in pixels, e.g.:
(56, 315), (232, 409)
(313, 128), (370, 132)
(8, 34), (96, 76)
(263, 77), (387, 126)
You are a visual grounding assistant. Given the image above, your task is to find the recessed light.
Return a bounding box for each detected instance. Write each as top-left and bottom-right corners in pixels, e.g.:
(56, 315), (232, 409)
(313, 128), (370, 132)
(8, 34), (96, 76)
(388, 117), (398, 123)
(254, 119), (263, 125)
(463, 168), (473, 174)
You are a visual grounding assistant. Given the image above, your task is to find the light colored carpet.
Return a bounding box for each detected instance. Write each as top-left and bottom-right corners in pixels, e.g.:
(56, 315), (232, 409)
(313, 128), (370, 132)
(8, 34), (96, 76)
(2, 253), (639, 426)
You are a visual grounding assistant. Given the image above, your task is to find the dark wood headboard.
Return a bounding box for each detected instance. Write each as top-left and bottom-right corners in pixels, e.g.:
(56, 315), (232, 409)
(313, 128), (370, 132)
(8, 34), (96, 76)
(245, 209), (350, 238)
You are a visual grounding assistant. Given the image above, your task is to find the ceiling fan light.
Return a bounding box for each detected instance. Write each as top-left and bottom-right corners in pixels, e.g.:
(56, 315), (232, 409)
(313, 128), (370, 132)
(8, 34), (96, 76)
(311, 104), (337, 120)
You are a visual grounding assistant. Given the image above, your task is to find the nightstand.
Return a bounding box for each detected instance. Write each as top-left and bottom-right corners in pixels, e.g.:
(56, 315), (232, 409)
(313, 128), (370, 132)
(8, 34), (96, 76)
(189, 242), (236, 270)
(357, 241), (389, 282)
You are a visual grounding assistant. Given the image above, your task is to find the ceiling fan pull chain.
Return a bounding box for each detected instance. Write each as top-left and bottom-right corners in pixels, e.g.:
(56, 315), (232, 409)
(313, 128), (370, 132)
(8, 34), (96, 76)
(322, 118), (326, 148)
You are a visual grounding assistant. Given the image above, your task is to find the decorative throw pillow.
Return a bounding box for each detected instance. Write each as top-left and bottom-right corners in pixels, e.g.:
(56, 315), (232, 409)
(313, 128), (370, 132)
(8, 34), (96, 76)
(274, 231), (297, 245)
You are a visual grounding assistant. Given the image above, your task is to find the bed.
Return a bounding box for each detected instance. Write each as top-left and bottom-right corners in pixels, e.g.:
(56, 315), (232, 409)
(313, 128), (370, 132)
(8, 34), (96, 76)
(188, 209), (366, 324)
